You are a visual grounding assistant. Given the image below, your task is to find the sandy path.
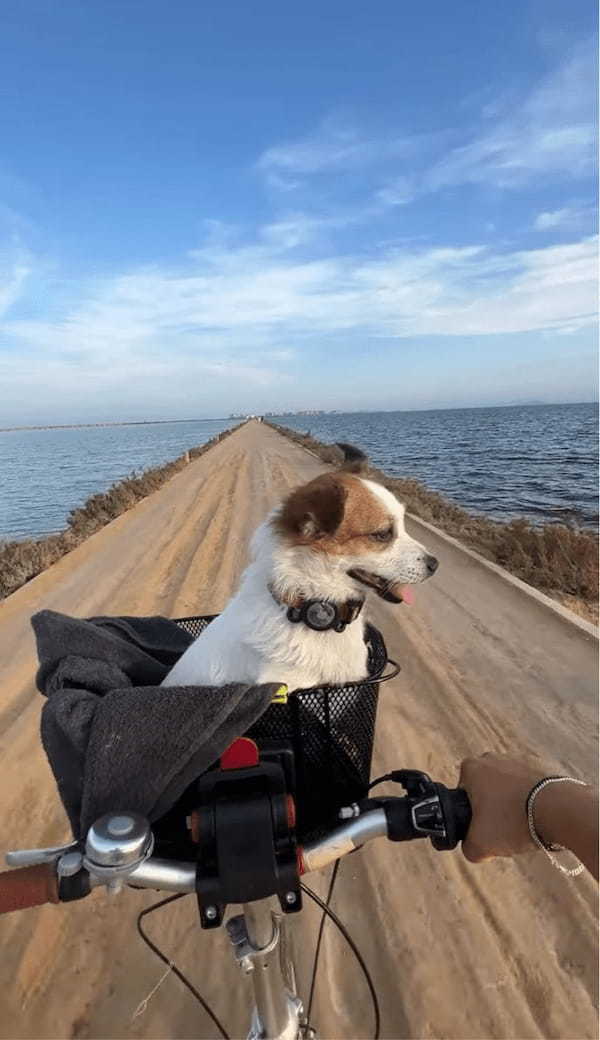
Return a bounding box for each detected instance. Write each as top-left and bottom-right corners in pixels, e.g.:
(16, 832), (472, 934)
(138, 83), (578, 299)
(0, 420), (597, 1040)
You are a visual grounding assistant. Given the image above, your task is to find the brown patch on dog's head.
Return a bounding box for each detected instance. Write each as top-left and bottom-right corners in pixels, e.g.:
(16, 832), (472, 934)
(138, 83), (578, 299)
(274, 472), (394, 555)
(274, 474), (347, 541)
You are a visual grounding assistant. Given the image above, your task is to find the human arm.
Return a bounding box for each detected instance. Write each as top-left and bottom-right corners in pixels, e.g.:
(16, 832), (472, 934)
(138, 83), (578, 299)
(459, 753), (598, 880)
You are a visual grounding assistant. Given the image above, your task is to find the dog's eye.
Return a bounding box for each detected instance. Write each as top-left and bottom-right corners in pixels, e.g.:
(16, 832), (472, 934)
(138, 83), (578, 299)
(370, 526), (394, 543)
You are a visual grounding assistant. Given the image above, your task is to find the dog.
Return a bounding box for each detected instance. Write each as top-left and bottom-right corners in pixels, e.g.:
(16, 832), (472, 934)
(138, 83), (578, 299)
(162, 444), (438, 692)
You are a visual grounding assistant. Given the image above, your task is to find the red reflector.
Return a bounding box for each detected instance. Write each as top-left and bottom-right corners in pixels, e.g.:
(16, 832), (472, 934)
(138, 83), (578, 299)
(190, 810), (200, 844)
(220, 737), (259, 770)
(286, 794), (296, 829)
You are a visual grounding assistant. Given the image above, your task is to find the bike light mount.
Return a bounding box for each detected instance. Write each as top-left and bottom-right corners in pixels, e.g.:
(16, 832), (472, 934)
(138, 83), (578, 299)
(193, 746), (302, 929)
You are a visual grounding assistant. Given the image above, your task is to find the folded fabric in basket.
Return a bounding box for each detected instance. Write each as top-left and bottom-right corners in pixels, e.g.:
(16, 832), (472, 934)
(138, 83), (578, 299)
(31, 610), (280, 840)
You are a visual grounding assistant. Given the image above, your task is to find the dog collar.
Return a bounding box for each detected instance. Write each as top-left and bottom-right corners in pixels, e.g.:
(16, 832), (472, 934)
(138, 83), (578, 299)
(269, 585), (364, 633)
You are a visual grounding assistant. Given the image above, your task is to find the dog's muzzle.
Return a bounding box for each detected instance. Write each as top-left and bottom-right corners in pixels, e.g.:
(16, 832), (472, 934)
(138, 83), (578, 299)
(348, 556), (438, 604)
(347, 567), (404, 603)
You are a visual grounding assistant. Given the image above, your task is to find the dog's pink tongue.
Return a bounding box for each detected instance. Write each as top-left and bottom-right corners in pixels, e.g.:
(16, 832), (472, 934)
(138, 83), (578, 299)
(399, 585), (414, 605)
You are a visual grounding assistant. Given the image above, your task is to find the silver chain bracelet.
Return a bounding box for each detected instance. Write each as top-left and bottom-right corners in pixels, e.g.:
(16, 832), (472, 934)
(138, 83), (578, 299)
(526, 776), (587, 877)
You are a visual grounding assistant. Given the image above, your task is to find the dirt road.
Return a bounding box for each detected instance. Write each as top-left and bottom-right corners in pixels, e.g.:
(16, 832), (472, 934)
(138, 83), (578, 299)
(0, 420), (597, 1040)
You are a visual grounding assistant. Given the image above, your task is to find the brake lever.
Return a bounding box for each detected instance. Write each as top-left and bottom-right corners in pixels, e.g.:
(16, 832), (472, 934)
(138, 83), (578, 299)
(6, 842), (79, 868)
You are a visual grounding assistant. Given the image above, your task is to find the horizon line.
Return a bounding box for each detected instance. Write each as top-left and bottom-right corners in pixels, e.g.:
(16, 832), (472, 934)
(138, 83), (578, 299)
(2, 400), (597, 433)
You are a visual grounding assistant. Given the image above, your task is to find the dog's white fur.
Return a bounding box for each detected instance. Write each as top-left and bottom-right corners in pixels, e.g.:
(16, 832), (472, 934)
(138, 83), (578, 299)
(162, 478), (434, 692)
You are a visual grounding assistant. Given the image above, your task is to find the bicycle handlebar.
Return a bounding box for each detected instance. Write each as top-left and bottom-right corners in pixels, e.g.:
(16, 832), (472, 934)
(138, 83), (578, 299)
(0, 780), (471, 914)
(0, 862), (59, 914)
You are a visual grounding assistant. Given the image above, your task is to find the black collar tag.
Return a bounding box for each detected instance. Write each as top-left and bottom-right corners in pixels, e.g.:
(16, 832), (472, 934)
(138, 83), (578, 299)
(286, 599), (363, 633)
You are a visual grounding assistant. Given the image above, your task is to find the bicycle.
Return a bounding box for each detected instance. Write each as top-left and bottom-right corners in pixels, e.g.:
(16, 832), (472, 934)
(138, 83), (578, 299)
(0, 615), (472, 1039)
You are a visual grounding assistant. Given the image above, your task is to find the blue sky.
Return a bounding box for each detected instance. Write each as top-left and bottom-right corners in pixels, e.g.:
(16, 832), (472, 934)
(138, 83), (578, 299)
(0, 0), (597, 423)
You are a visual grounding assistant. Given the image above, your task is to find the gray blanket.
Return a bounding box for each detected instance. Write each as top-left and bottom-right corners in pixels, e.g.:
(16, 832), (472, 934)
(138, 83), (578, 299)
(32, 610), (279, 839)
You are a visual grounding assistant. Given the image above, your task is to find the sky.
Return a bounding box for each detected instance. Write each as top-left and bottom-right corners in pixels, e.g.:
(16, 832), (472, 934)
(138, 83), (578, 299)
(0, 0), (598, 423)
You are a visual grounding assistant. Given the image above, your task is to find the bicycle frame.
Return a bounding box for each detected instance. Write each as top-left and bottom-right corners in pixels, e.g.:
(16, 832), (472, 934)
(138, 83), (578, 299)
(228, 897), (302, 1040)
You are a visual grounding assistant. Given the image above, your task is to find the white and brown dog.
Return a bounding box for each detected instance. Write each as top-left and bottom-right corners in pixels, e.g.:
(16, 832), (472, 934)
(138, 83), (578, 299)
(162, 445), (438, 692)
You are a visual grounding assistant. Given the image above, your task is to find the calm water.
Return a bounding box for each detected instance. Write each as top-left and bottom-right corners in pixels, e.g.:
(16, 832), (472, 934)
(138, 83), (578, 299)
(0, 419), (234, 539)
(272, 403), (599, 529)
(0, 404), (597, 540)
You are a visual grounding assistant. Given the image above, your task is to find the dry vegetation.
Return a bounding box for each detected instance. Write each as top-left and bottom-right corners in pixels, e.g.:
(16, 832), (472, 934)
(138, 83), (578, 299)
(266, 421), (599, 624)
(0, 425), (240, 601)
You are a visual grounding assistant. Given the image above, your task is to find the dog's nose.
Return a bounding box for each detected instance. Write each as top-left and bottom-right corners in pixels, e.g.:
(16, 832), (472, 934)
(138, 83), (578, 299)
(425, 554), (439, 575)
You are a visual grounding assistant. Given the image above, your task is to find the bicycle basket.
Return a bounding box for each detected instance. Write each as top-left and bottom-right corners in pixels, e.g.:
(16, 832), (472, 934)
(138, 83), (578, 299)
(174, 615), (388, 841)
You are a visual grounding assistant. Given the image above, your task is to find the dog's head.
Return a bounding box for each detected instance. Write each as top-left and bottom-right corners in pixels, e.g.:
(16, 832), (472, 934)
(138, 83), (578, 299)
(271, 444), (438, 604)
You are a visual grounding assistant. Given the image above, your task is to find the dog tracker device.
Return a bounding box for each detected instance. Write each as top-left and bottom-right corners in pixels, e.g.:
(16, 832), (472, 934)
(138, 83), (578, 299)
(288, 600), (338, 631)
(286, 599), (361, 633)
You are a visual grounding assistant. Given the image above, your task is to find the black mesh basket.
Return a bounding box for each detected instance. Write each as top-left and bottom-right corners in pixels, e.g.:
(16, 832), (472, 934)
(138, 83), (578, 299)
(174, 615), (389, 841)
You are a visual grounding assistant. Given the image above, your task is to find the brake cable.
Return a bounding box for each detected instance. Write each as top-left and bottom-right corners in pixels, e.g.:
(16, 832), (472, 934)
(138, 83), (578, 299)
(136, 879), (380, 1040)
(301, 880), (381, 1040)
(136, 893), (230, 1040)
(304, 859), (340, 1033)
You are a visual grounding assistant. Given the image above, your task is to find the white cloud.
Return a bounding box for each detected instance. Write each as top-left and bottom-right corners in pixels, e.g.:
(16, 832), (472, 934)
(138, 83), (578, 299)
(424, 46), (595, 192)
(533, 206), (592, 231)
(406, 238), (597, 336)
(0, 233), (32, 319)
(257, 116), (423, 191)
(0, 259), (30, 317)
(375, 176), (415, 207)
(270, 46), (595, 205)
(1, 223), (596, 421)
(2, 229), (596, 363)
(258, 122), (366, 177)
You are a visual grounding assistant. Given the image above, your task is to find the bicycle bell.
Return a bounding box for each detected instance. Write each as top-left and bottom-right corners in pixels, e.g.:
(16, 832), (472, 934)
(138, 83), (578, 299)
(84, 812), (154, 879)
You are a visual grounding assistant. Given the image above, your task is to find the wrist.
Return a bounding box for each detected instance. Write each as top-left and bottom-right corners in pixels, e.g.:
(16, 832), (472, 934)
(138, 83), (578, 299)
(532, 779), (590, 850)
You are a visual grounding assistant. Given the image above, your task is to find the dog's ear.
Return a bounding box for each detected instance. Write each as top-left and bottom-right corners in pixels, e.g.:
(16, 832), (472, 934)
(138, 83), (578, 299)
(336, 442), (368, 474)
(275, 475), (347, 541)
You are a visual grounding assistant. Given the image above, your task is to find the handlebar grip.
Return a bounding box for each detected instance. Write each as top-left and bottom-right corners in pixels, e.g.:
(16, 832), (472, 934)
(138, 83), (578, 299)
(448, 787), (472, 843)
(0, 863), (59, 914)
(431, 785), (472, 850)
(382, 784), (472, 849)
